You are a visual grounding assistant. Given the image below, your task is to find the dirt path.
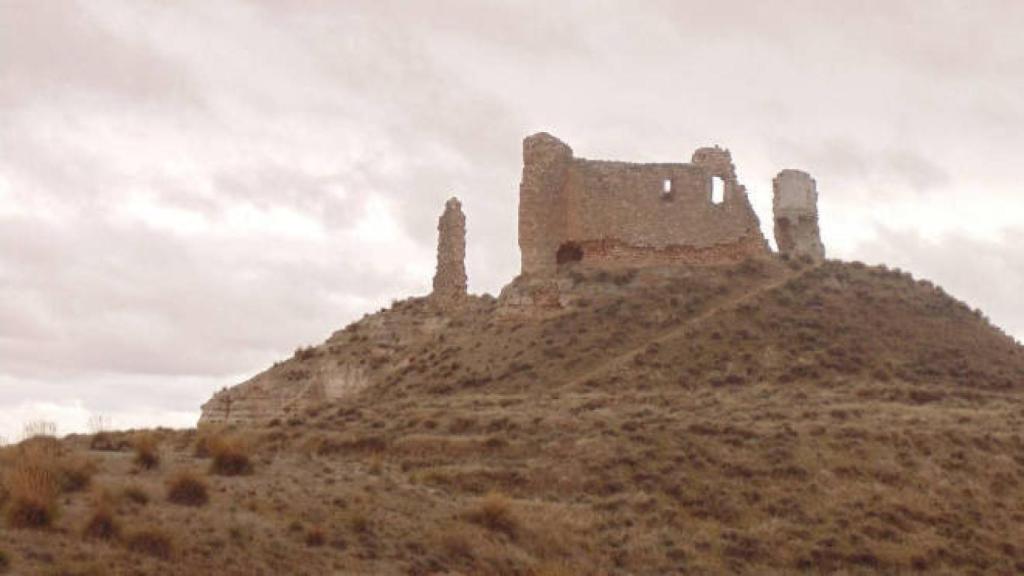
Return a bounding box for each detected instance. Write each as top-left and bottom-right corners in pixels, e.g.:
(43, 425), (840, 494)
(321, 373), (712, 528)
(566, 265), (817, 388)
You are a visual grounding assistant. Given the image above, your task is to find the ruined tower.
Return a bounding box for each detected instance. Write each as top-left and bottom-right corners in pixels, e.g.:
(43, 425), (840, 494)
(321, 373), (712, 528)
(773, 170), (825, 263)
(432, 197), (467, 301)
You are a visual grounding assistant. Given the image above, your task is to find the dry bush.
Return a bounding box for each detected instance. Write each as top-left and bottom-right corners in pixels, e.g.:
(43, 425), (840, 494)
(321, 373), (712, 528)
(465, 491), (519, 539)
(83, 498), (120, 541)
(133, 432), (160, 470)
(305, 526), (326, 547)
(89, 431), (126, 452)
(3, 444), (60, 529)
(208, 435), (253, 476)
(166, 471), (209, 507)
(0, 548), (9, 573)
(532, 562), (577, 576)
(44, 563), (105, 576)
(126, 527), (174, 560)
(57, 455), (97, 494)
(439, 527), (476, 561)
(122, 485), (150, 506)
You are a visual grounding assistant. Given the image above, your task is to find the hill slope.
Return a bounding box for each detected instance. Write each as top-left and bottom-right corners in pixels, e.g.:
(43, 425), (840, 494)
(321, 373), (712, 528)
(3, 258), (1024, 575)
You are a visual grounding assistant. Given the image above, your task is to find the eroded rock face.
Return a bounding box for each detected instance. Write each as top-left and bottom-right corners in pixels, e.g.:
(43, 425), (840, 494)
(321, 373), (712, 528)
(773, 170), (825, 263)
(432, 197), (467, 302)
(199, 296), (467, 426)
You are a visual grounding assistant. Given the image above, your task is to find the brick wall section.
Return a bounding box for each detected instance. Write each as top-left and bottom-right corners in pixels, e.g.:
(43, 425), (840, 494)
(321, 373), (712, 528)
(773, 169), (825, 262)
(518, 133), (768, 276)
(432, 197), (468, 300)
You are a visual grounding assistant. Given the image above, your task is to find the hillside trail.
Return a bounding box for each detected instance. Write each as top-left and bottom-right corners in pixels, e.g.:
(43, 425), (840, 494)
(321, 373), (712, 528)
(565, 263), (820, 388)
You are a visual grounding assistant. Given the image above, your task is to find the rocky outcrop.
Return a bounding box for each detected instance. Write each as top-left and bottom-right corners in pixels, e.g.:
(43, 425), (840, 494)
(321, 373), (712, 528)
(773, 169), (825, 263)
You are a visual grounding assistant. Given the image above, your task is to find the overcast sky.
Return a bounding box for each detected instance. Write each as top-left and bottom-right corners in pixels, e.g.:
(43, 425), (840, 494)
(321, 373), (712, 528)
(2, 0), (1022, 440)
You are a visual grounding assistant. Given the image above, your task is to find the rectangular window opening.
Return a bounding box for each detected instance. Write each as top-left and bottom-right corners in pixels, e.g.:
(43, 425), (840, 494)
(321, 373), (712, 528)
(712, 176), (725, 204)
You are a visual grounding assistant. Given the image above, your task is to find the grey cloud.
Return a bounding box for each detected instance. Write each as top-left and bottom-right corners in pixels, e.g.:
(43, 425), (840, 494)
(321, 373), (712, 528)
(2, 0), (1023, 433)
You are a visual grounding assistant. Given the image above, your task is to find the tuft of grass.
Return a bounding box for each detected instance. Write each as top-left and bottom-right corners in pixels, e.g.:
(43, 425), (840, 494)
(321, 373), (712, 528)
(208, 435), (253, 476)
(305, 526), (326, 547)
(133, 432), (160, 470)
(83, 503), (120, 541)
(122, 485), (150, 506)
(464, 491), (518, 539)
(166, 471), (208, 507)
(126, 527), (174, 560)
(57, 455), (97, 494)
(3, 444), (59, 529)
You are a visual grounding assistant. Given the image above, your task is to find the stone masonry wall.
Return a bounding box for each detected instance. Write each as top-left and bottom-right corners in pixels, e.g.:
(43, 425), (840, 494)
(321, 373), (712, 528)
(773, 169), (825, 263)
(432, 197), (467, 301)
(518, 133), (768, 275)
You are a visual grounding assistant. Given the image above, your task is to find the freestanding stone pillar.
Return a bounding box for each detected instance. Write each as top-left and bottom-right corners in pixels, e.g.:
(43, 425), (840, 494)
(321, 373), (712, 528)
(432, 197), (467, 301)
(773, 169), (825, 263)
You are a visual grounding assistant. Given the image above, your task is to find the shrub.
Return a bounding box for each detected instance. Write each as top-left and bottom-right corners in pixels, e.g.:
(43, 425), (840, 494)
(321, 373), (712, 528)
(126, 528), (174, 560)
(122, 485), (150, 506)
(0, 549), (9, 573)
(209, 436), (252, 476)
(166, 471), (208, 507)
(57, 456), (97, 494)
(133, 432), (160, 470)
(45, 563), (105, 576)
(3, 445), (59, 529)
(83, 504), (119, 541)
(465, 491), (518, 539)
(89, 432), (119, 452)
(305, 526), (326, 547)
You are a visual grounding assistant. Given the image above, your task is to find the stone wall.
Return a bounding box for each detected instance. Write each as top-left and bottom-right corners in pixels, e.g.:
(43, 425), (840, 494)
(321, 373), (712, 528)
(518, 133), (768, 275)
(773, 169), (825, 262)
(432, 197), (467, 301)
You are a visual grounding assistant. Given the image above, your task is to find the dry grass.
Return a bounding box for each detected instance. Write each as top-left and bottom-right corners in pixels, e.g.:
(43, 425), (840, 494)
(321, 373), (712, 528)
(122, 485), (150, 506)
(125, 527), (174, 560)
(304, 526), (326, 547)
(57, 455), (97, 494)
(208, 435), (253, 476)
(1, 261), (1023, 574)
(465, 491), (519, 539)
(82, 502), (120, 541)
(133, 432), (160, 470)
(3, 443), (60, 529)
(166, 471), (208, 507)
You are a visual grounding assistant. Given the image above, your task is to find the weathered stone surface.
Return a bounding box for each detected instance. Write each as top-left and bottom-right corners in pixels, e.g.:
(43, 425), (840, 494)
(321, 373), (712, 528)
(517, 133), (769, 276)
(432, 197), (467, 302)
(773, 169), (825, 262)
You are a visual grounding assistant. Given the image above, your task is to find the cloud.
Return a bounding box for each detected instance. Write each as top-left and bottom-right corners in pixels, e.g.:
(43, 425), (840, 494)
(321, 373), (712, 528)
(2, 0), (1023, 436)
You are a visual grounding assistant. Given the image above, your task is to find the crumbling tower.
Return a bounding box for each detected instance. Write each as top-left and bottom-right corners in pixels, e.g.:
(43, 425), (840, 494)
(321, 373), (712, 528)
(432, 197), (467, 301)
(773, 169), (825, 262)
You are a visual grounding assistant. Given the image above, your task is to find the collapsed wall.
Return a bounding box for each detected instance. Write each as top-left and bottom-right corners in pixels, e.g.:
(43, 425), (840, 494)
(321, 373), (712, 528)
(773, 170), (825, 263)
(518, 133), (769, 276)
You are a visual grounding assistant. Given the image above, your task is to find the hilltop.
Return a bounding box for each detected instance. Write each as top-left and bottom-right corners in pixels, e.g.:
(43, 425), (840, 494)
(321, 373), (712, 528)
(2, 257), (1023, 575)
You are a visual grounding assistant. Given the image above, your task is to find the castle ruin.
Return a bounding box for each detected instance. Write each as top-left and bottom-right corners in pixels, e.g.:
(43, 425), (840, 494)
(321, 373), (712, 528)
(517, 132), (823, 276)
